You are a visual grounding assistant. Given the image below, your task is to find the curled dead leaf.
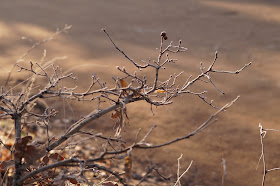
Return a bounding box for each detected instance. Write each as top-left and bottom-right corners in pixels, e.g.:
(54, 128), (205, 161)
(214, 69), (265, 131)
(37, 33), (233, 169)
(111, 110), (121, 119)
(49, 153), (64, 161)
(121, 143), (126, 148)
(42, 155), (49, 165)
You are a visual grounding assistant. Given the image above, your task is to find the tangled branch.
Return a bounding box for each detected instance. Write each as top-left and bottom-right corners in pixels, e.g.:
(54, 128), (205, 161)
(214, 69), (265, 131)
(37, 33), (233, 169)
(0, 28), (251, 186)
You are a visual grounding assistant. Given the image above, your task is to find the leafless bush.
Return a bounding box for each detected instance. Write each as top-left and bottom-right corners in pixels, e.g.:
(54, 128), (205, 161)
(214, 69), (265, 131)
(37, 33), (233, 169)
(0, 26), (250, 186)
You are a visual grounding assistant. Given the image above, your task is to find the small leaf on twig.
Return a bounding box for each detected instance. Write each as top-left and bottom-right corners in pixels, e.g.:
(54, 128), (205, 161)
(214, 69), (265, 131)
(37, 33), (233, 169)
(155, 89), (166, 93)
(120, 79), (128, 87)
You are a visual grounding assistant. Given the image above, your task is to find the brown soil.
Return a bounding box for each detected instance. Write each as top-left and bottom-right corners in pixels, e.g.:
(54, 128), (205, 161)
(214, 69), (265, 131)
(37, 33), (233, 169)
(1, 0), (280, 185)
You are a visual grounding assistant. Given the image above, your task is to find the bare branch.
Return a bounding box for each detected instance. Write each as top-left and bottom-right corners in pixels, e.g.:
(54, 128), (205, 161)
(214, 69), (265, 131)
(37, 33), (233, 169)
(257, 123), (280, 186)
(221, 158), (226, 186)
(174, 157), (193, 186)
(101, 96), (239, 157)
(134, 96), (239, 149)
(211, 62), (252, 74)
(102, 29), (150, 69)
(136, 165), (155, 186)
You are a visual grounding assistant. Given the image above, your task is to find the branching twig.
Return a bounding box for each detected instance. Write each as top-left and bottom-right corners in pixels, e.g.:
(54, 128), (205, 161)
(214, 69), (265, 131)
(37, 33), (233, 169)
(174, 154), (193, 186)
(258, 123), (280, 186)
(136, 165), (156, 186)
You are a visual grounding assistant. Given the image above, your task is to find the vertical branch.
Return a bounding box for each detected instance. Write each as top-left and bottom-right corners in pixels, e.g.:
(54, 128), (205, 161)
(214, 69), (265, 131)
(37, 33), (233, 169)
(221, 158), (226, 186)
(257, 124), (280, 186)
(176, 154), (183, 186)
(259, 123), (267, 186)
(220, 137), (226, 186)
(13, 114), (22, 143)
(13, 114), (22, 186)
(174, 159), (193, 186)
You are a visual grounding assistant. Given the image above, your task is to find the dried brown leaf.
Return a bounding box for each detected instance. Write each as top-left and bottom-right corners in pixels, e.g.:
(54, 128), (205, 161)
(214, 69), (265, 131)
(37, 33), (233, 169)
(24, 144), (47, 165)
(68, 178), (78, 184)
(42, 155), (49, 165)
(120, 79), (127, 87)
(15, 136), (32, 150)
(14, 136), (33, 159)
(111, 110), (121, 119)
(49, 153), (64, 161)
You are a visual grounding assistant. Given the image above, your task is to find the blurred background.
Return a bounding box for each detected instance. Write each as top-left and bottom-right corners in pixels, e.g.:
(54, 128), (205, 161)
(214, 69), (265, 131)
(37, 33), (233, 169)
(1, 0), (280, 185)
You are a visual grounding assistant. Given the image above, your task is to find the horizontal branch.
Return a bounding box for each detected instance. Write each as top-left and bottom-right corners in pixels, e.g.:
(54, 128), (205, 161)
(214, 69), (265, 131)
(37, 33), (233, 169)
(267, 167), (280, 172)
(47, 104), (120, 151)
(211, 62), (252, 74)
(16, 158), (80, 185)
(46, 96), (140, 152)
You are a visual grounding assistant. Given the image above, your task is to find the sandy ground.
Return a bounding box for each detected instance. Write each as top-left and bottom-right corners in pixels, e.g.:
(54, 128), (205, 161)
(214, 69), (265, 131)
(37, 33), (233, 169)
(1, 0), (280, 185)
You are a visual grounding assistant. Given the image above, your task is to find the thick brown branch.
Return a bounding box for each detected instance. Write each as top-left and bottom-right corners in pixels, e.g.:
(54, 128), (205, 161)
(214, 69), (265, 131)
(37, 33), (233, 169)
(47, 97), (135, 152)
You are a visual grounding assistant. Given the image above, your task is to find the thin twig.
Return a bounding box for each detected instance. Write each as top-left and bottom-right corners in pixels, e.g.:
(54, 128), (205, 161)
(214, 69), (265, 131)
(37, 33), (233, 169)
(259, 123), (267, 186)
(174, 160), (193, 186)
(257, 123), (280, 186)
(136, 165), (156, 186)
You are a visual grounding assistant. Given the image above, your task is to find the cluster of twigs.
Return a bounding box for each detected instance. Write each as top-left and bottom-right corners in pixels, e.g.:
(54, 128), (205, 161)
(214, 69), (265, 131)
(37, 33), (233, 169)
(0, 27), (251, 186)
